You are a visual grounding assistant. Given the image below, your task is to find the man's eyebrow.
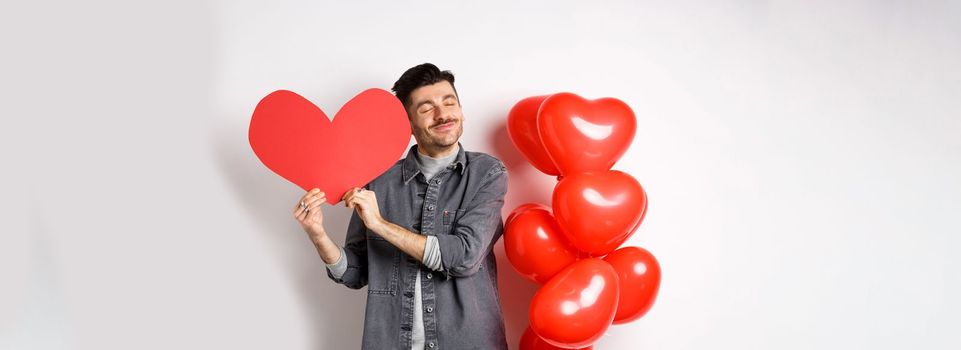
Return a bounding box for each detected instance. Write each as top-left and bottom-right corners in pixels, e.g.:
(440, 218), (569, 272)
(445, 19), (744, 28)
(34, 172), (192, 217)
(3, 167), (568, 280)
(414, 100), (435, 110)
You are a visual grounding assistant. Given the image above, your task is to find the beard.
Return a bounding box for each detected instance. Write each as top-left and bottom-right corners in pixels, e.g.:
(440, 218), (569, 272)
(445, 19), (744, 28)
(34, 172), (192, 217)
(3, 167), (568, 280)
(420, 120), (462, 148)
(432, 126), (461, 147)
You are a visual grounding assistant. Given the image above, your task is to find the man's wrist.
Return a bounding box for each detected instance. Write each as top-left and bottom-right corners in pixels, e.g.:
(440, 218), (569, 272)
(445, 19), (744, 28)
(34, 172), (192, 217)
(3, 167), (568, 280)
(367, 216), (388, 235)
(311, 232), (343, 265)
(309, 228), (330, 245)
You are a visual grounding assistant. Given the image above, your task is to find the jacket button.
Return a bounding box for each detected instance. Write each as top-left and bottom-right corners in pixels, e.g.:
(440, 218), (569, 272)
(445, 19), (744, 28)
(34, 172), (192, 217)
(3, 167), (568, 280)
(433, 179), (441, 185)
(428, 342), (435, 348)
(426, 273), (433, 280)
(426, 306), (433, 313)
(427, 204), (435, 211)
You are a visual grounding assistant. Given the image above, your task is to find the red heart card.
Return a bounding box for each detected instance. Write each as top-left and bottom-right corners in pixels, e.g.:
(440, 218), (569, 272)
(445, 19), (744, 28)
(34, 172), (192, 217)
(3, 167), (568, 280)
(249, 89), (411, 204)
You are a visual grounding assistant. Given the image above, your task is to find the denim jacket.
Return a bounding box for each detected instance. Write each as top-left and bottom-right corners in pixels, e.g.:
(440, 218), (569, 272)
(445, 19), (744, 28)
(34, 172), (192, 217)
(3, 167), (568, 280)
(327, 142), (509, 350)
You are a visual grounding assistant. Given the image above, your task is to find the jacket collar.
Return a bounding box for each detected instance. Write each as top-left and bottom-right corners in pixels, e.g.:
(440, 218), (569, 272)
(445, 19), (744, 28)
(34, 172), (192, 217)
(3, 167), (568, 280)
(402, 142), (467, 184)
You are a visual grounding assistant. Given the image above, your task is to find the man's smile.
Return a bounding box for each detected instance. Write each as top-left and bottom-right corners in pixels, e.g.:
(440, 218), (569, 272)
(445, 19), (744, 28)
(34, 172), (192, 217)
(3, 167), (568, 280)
(433, 121), (457, 132)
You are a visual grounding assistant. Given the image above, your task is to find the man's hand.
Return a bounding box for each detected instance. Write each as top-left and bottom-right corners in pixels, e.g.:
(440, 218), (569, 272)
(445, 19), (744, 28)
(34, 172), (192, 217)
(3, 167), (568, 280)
(343, 186), (427, 262)
(342, 187), (384, 231)
(294, 188), (327, 242)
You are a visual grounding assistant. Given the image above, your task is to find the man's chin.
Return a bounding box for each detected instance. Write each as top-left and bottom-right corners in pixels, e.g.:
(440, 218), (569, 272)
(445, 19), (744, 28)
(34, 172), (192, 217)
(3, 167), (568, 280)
(433, 137), (458, 148)
(438, 140), (458, 148)
(422, 130), (461, 148)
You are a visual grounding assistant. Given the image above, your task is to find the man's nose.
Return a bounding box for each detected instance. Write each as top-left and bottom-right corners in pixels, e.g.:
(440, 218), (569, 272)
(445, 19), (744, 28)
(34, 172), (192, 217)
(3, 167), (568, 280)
(437, 105), (456, 121)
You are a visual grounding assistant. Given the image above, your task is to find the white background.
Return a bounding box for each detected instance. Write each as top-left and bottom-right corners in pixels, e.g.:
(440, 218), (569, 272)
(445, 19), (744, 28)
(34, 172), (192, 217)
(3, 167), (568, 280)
(2, 0), (960, 349)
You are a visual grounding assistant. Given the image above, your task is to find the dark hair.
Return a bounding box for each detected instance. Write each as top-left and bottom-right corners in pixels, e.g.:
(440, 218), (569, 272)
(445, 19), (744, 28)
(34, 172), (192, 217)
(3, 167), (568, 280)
(391, 63), (458, 110)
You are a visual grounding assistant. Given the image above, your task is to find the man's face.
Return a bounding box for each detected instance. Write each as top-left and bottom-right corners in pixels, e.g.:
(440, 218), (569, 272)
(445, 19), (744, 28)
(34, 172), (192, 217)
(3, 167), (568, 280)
(407, 81), (464, 150)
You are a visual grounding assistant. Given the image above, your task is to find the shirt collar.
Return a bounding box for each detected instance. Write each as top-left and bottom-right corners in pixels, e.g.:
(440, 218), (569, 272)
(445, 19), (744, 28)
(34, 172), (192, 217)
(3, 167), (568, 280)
(402, 142), (467, 184)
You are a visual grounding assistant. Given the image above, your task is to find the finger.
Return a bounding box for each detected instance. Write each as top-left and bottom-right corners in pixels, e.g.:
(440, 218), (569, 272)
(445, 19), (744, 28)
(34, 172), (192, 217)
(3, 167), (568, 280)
(348, 196), (366, 210)
(294, 201), (312, 218)
(342, 188), (359, 207)
(295, 190), (319, 211)
(301, 193), (320, 206)
(293, 195), (324, 216)
(350, 189), (365, 205)
(299, 188), (321, 203)
(354, 192), (373, 204)
(343, 195), (355, 209)
(295, 205), (309, 221)
(343, 187), (360, 199)
(307, 196), (326, 210)
(304, 192), (327, 207)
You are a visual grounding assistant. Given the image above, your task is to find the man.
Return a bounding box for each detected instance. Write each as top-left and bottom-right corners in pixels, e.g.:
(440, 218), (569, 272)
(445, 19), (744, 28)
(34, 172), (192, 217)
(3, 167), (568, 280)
(292, 63), (509, 349)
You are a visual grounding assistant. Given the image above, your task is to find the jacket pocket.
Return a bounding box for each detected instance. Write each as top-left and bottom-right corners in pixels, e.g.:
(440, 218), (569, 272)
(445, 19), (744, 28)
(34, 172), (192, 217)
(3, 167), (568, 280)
(366, 238), (398, 295)
(441, 208), (466, 234)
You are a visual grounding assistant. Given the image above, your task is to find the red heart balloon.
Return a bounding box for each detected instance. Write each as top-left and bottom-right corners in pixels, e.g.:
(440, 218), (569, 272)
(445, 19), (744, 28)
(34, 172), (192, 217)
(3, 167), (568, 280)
(603, 246), (661, 324)
(530, 258), (619, 349)
(505, 202), (546, 228)
(520, 326), (593, 350)
(507, 95), (560, 176)
(537, 92), (636, 175)
(553, 170), (647, 256)
(248, 89), (410, 204)
(504, 203), (580, 284)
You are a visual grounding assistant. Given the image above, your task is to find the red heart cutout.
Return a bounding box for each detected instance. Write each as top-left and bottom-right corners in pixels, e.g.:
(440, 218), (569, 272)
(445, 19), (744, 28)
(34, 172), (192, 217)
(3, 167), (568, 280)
(248, 89), (410, 204)
(537, 92), (636, 175)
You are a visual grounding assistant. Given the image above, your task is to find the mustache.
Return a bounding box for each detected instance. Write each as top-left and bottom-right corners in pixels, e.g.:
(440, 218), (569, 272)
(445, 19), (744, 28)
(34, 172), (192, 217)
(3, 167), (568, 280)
(432, 119), (458, 128)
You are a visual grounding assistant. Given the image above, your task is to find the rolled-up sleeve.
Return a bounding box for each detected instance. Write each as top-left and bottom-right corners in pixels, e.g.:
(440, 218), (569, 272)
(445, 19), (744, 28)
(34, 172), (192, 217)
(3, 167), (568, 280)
(422, 235), (444, 272)
(325, 246), (348, 278)
(434, 163), (508, 278)
(326, 209), (369, 289)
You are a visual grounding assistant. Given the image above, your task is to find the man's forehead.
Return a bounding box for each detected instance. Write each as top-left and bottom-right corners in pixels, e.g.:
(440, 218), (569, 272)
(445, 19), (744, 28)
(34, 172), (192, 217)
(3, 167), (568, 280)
(411, 81), (457, 102)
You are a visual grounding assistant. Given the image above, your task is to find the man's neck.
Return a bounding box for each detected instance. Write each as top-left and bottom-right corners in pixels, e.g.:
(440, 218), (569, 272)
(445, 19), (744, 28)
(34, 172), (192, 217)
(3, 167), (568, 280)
(417, 143), (458, 159)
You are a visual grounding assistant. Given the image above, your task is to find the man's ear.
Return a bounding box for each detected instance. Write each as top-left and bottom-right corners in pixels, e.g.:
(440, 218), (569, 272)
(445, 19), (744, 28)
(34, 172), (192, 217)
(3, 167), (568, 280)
(405, 112), (414, 135)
